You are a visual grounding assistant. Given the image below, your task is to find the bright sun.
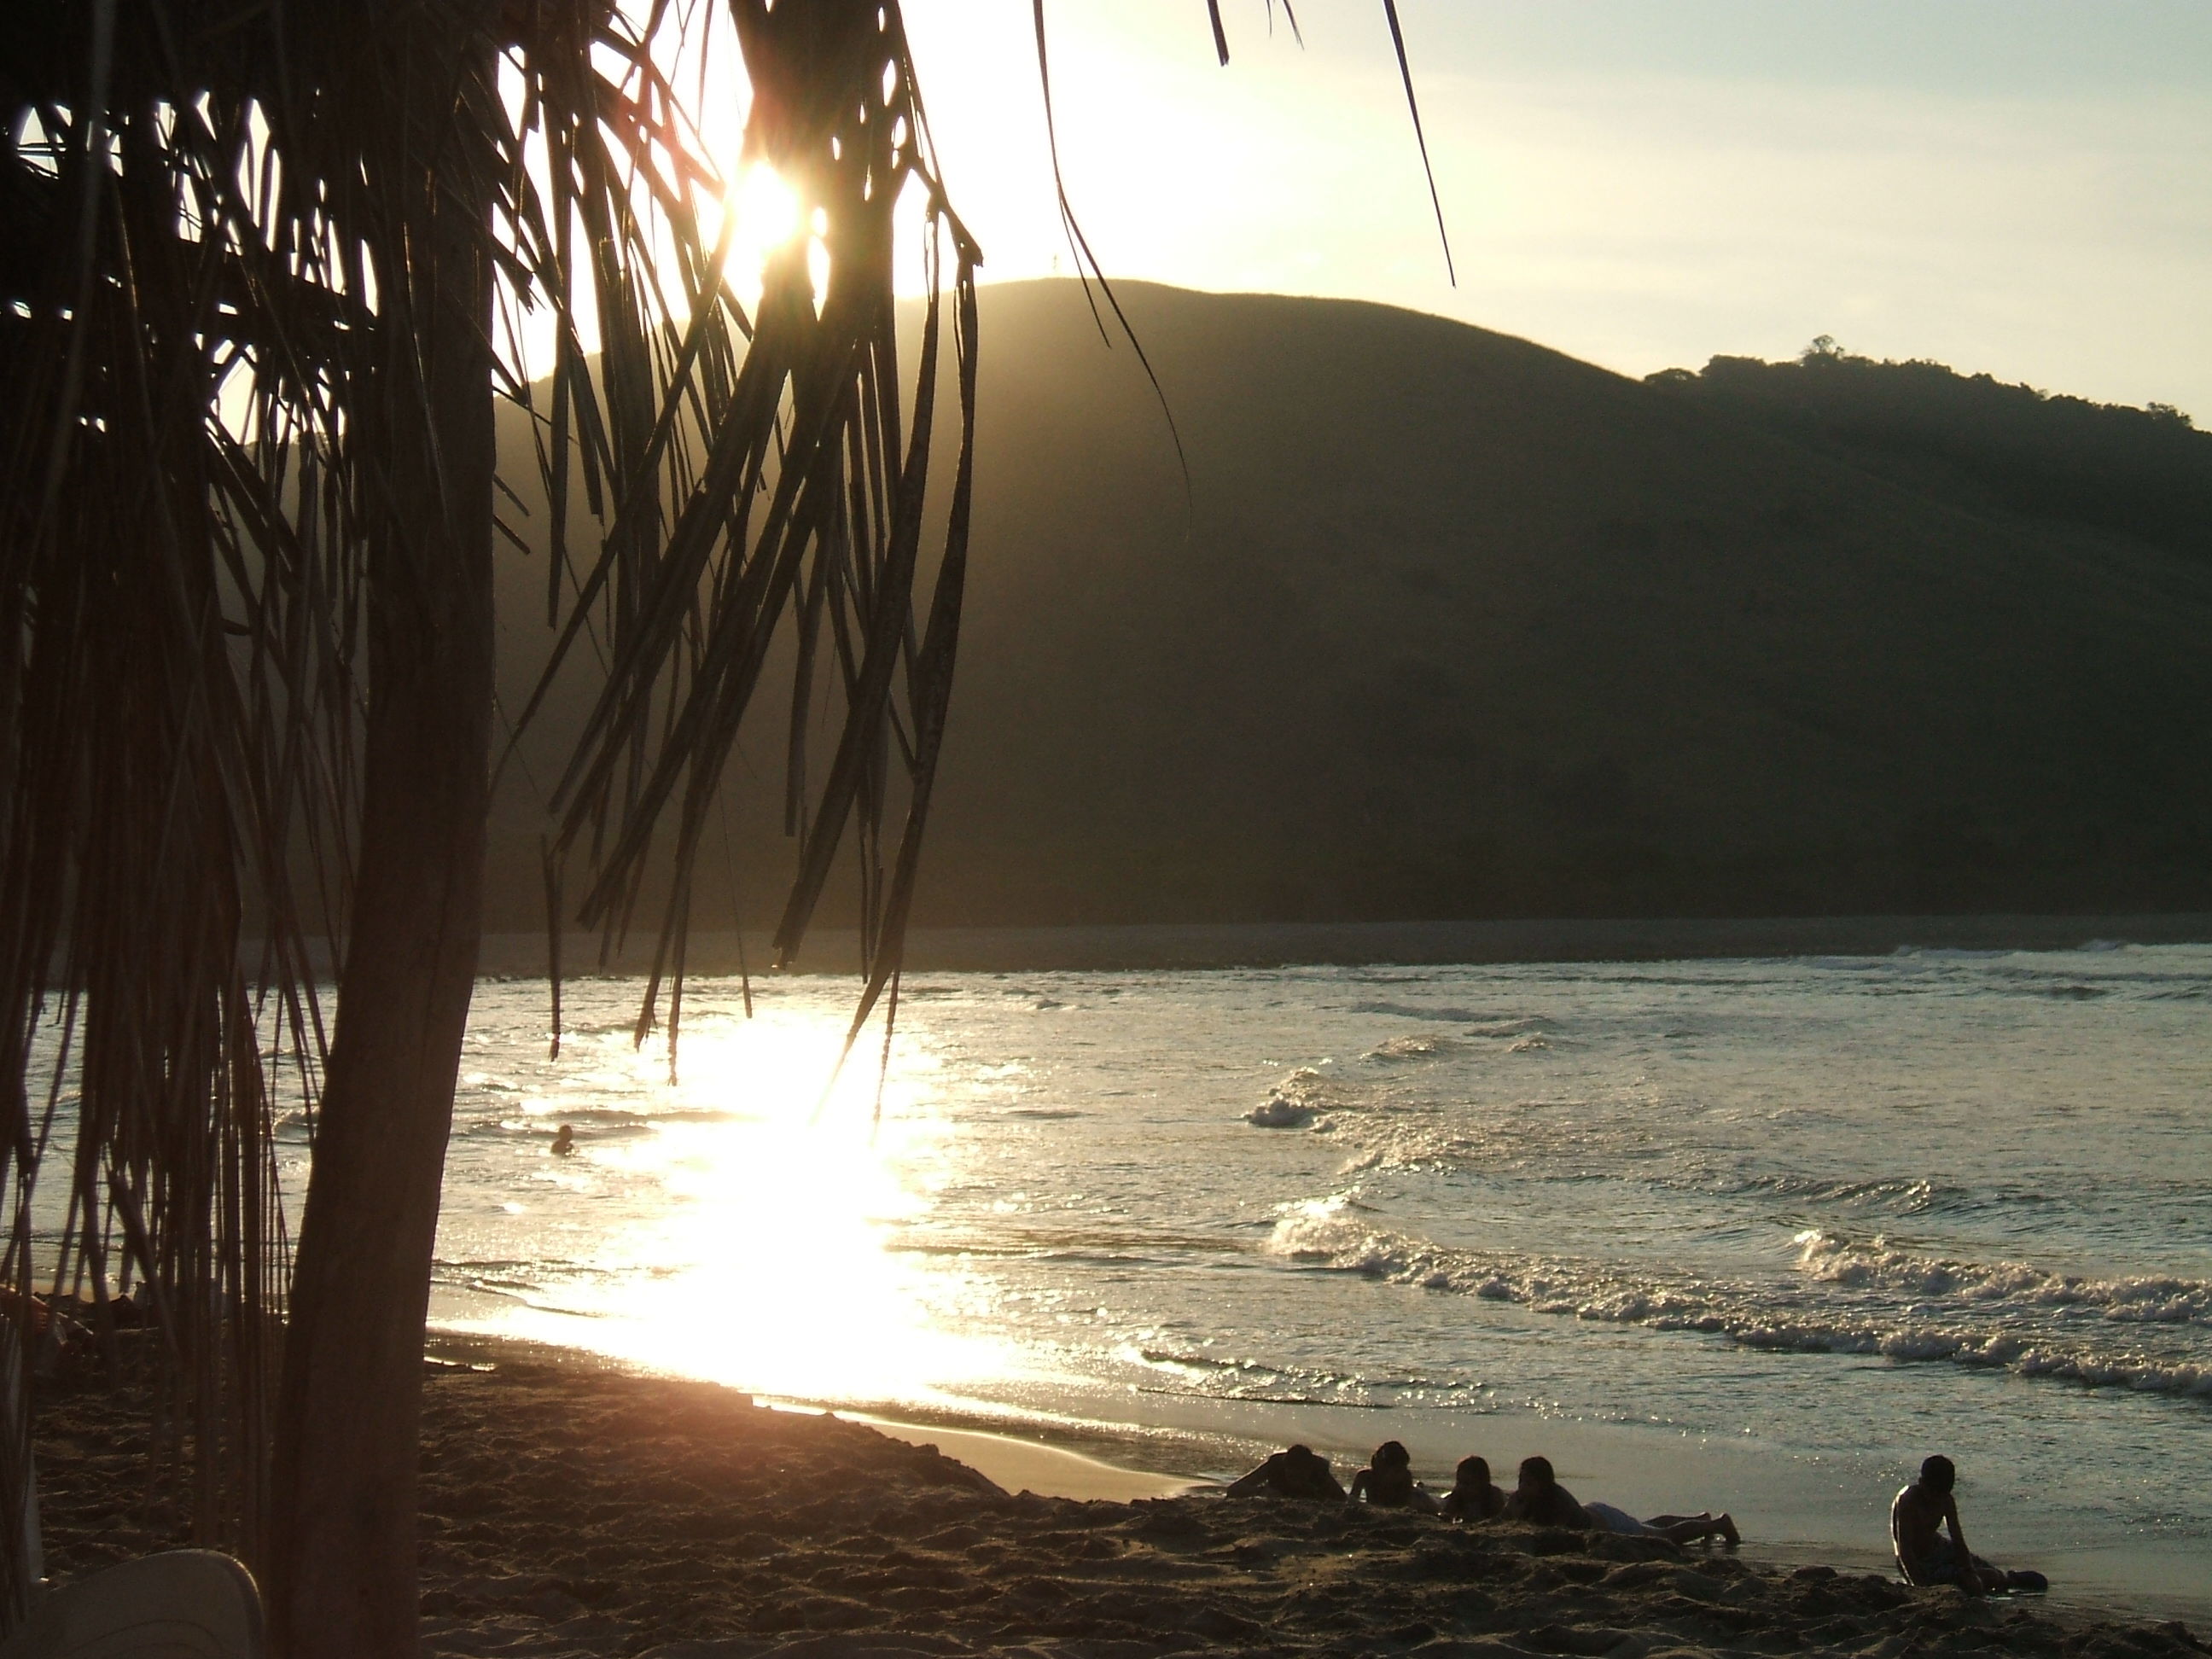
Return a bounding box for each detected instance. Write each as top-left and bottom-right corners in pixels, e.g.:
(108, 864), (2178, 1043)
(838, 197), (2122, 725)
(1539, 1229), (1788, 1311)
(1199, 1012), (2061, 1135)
(731, 161), (801, 269)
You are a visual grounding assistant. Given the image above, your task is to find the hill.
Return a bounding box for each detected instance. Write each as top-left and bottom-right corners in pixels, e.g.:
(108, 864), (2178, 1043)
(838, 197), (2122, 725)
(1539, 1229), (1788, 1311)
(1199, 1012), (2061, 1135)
(483, 280), (2212, 936)
(1645, 341), (2212, 564)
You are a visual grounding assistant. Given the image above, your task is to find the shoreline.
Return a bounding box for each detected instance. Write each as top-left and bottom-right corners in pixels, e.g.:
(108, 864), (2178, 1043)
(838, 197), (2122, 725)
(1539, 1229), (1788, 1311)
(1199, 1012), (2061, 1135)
(841, 1415), (1202, 1505)
(425, 1332), (2212, 1633)
(39, 1339), (2212, 1659)
(38, 1336), (2212, 1659)
(866, 1408), (2212, 1633)
(469, 912), (2212, 977)
(800, 1409), (2212, 1633)
(39, 1338), (2212, 1658)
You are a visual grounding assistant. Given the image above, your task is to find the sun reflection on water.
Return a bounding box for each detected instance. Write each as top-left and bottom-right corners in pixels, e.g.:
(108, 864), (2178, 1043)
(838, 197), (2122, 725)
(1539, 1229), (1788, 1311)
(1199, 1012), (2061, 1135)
(442, 1001), (1019, 1407)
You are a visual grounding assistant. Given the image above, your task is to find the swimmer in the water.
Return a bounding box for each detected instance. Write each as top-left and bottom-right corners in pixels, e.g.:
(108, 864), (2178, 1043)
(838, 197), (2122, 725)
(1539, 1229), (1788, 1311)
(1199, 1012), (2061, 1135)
(550, 1124), (575, 1156)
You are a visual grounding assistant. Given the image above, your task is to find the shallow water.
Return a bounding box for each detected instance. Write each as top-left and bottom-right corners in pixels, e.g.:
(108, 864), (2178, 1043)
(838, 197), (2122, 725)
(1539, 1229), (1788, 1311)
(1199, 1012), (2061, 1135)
(414, 942), (2212, 1610)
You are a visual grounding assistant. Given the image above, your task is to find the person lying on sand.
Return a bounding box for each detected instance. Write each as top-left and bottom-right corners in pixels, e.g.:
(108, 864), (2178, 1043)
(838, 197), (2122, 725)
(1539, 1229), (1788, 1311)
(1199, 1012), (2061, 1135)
(1348, 1440), (1442, 1513)
(1225, 1444), (1347, 1501)
(1585, 1501), (1741, 1546)
(1503, 1457), (1739, 1544)
(1441, 1455), (1506, 1522)
(1892, 1455), (2034, 1595)
(1502, 1455), (1592, 1528)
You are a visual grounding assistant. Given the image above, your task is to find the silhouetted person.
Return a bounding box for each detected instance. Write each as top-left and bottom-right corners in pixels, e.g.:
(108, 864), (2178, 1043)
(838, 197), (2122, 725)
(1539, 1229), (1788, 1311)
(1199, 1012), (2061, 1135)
(1892, 1456), (2011, 1594)
(1224, 1443), (1346, 1501)
(550, 1124), (575, 1157)
(1441, 1455), (1505, 1522)
(1502, 1455), (1592, 1528)
(1348, 1440), (1441, 1513)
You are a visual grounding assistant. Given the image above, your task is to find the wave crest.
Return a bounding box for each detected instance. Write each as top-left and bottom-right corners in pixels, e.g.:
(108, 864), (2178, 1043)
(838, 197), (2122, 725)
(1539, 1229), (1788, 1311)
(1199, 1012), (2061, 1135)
(1795, 1231), (2212, 1324)
(1244, 1066), (1353, 1127)
(1262, 1201), (2212, 1397)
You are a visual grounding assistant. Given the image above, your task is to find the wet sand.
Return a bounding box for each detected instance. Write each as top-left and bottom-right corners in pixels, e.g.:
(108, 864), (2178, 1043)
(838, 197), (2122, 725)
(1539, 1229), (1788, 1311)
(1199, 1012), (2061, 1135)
(841, 1416), (1201, 1505)
(32, 1344), (2211, 1659)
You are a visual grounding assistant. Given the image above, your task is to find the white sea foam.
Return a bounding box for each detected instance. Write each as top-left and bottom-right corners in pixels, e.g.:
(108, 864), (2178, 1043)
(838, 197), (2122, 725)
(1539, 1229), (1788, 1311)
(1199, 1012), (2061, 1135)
(422, 952), (2212, 1586)
(1245, 1065), (1363, 1128)
(1262, 1199), (2212, 1396)
(1362, 1034), (1457, 1063)
(1794, 1231), (2212, 1323)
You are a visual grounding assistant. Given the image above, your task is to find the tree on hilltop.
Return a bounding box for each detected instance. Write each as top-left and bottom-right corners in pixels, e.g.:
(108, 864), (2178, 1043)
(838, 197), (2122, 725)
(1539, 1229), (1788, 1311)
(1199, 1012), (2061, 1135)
(1649, 346), (2211, 560)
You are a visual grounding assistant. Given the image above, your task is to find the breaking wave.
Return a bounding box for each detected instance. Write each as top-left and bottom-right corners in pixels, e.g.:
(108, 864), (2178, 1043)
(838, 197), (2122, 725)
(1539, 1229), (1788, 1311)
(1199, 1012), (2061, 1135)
(1362, 1034), (1459, 1064)
(1261, 1197), (2212, 1397)
(1245, 1065), (1364, 1127)
(1716, 1173), (1972, 1215)
(1794, 1231), (2212, 1324)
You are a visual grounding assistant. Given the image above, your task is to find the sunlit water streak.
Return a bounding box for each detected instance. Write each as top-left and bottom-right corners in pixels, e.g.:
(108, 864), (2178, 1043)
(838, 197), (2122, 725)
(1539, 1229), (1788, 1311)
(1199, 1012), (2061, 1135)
(409, 944), (2212, 1604)
(427, 1004), (1022, 1406)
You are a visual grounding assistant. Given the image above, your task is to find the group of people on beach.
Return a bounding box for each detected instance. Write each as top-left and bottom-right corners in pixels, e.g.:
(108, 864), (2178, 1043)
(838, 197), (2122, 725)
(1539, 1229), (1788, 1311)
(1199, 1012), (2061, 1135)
(1226, 1441), (1738, 1546)
(1228, 1442), (2044, 1596)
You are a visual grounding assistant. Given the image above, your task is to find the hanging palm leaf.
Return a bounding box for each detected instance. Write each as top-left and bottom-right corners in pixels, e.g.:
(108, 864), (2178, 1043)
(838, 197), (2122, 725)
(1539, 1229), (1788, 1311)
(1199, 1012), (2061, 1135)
(0, 0), (975, 1643)
(0, 2), (1441, 1647)
(517, 0), (981, 1071)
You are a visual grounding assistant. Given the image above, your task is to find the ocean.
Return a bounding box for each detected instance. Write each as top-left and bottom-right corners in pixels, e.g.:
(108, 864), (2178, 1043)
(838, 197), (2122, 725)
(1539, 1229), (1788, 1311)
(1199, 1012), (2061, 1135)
(415, 942), (2212, 1613)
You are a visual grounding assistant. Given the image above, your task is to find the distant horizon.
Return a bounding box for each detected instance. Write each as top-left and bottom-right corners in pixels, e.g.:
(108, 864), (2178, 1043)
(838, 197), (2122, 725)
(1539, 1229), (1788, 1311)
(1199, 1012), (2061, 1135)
(463, 914), (2212, 980)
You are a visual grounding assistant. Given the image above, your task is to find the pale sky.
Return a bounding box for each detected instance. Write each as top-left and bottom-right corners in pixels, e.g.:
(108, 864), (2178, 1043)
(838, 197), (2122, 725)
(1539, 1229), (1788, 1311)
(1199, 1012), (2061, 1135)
(898, 1), (2212, 417)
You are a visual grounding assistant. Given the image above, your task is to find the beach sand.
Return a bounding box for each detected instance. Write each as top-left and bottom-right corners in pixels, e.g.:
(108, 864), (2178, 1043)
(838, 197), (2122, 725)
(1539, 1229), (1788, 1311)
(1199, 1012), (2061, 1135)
(34, 1353), (2212, 1659)
(32, 1342), (2212, 1659)
(838, 1417), (1201, 1505)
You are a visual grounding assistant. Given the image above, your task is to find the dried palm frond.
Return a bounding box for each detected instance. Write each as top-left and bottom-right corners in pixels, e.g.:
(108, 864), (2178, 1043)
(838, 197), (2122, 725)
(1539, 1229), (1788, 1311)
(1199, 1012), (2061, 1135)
(0, 0), (1442, 1640)
(0, 0), (975, 1633)
(512, 0), (981, 1071)
(1, 7), (357, 1603)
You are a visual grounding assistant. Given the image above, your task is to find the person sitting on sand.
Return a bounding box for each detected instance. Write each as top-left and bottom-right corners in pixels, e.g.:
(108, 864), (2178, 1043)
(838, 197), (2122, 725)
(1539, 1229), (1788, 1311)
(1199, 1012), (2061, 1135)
(1348, 1440), (1442, 1514)
(550, 1124), (576, 1157)
(1892, 1455), (2021, 1595)
(1502, 1455), (1592, 1528)
(1584, 1500), (1741, 1546)
(1440, 1455), (1506, 1522)
(1225, 1443), (1347, 1501)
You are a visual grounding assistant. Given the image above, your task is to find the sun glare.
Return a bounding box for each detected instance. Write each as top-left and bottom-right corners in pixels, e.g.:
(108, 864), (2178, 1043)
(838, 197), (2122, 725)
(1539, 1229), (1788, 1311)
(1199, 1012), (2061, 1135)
(731, 162), (801, 271)
(453, 1003), (1018, 1409)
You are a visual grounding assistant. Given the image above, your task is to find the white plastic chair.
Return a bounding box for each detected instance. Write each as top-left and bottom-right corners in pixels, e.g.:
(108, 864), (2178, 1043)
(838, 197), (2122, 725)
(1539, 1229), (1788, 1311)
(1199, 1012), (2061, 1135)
(0, 1551), (263, 1659)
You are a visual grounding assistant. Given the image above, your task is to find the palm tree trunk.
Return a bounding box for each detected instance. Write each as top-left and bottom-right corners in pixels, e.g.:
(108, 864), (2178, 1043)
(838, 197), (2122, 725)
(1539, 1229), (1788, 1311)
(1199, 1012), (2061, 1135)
(265, 21), (498, 1653)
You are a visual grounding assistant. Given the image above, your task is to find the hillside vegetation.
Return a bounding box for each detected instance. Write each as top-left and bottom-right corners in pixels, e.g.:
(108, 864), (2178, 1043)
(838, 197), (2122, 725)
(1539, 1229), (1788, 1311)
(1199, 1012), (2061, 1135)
(485, 281), (2212, 934)
(1647, 341), (2212, 564)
